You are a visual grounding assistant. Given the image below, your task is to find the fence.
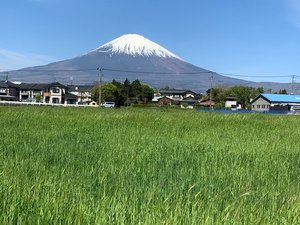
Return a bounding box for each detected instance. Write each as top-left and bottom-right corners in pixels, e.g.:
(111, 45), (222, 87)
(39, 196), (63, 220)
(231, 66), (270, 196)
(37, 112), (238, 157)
(0, 101), (98, 108)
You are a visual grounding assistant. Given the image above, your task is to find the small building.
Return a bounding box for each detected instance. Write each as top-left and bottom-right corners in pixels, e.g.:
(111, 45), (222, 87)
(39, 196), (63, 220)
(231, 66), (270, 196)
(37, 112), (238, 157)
(179, 97), (199, 109)
(89, 101), (98, 106)
(225, 96), (242, 110)
(251, 94), (300, 111)
(199, 99), (216, 108)
(156, 96), (175, 105)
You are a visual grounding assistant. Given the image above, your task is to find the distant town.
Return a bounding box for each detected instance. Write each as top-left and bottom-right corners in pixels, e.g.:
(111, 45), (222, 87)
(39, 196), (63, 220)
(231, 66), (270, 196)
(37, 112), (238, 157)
(1, 78), (300, 114)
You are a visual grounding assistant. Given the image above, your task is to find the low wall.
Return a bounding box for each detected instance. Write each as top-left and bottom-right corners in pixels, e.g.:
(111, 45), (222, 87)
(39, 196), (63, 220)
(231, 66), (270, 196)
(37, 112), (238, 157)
(0, 101), (98, 107)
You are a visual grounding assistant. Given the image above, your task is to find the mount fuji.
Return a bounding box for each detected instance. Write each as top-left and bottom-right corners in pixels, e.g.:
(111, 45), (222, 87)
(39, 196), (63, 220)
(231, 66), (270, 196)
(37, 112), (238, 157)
(8, 34), (292, 92)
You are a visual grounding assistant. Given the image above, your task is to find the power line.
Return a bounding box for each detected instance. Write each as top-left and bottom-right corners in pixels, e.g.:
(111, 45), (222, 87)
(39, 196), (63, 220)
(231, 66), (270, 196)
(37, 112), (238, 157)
(102, 68), (214, 75)
(1, 67), (300, 80)
(220, 73), (294, 78)
(0, 68), (96, 73)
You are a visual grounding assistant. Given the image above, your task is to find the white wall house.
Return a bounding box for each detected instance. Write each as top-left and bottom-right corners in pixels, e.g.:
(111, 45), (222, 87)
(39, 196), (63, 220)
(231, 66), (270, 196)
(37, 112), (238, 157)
(43, 83), (66, 104)
(19, 83), (46, 102)
(19, 82), (78, 105)
(68, 85), (93, 105)
(225, 97), (242, 110)
(159, 89), (196, 100)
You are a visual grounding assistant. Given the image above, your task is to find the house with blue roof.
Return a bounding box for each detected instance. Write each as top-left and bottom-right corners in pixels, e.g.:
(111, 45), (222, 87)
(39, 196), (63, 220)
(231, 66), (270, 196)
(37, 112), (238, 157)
(251, 94), (300, 111)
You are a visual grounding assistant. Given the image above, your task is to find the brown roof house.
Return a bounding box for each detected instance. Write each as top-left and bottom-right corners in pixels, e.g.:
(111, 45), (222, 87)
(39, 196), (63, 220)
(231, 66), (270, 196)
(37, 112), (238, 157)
(199, 99), (216, 107)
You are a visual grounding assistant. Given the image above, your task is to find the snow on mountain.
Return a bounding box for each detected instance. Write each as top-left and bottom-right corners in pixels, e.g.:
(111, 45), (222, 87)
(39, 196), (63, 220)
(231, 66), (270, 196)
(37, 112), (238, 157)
(92, 34), (182, 60)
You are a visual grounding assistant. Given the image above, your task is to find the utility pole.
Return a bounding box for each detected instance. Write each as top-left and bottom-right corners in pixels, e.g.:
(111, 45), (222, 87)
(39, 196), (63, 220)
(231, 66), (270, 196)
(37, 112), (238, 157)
(5, 72), (9, 95)
(209, 74), (214, 111)
(291, 75), (295, 94)
(97, 67), (103, 106)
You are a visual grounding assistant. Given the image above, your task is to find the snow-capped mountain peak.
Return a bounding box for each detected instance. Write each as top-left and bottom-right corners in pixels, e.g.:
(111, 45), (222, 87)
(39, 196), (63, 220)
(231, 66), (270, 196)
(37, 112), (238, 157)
(92, 34), (182, 59)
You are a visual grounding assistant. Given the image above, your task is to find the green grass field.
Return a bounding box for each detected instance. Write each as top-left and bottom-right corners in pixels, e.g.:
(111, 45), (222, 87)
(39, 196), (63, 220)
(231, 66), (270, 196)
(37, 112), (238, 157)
(0, 106), (300, 224)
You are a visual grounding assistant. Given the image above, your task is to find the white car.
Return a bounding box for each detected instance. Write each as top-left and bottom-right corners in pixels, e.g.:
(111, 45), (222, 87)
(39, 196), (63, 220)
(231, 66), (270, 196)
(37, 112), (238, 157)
(101, 102), (115, 108)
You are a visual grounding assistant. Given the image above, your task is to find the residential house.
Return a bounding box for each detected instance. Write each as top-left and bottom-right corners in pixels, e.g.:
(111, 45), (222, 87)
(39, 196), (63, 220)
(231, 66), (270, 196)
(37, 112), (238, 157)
(68, 85), (93, 105)
(155, 89), (199, 107)
(225, 96), (242, 110)
(199, 99), (216, 108)
(0, 80), (19, 101)
(43, 82), (78, 104)
(154, 96), (175, 105)
(19, 83), (47, 102)
(251, 93), (300, 111)
(63, 93), (78, 105)
(19, 82), (78, 105)
(180, 96), (199, 109)
(159, 89), (196, 100)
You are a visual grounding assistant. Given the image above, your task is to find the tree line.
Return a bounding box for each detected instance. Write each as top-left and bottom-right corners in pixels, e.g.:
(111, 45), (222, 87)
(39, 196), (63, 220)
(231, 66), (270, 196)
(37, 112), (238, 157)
(92, 79), (288, 109)
(206, 86), (288, 109)
(92, 79), (154, 107)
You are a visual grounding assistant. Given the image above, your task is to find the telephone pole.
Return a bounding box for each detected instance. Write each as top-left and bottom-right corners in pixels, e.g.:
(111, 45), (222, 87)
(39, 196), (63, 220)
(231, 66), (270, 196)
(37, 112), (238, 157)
(291, 75), (296, 94)
(209, 74), (214, 111)
(97, 67), (103, 106)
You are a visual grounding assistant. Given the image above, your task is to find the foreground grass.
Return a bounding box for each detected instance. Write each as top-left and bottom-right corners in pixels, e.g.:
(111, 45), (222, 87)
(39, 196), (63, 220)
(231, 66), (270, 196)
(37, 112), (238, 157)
(0, 106), (300, 224)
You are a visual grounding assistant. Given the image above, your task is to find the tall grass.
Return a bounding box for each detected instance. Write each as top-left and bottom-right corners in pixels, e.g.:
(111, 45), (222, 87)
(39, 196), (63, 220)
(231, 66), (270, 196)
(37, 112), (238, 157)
(0, 106), (299, 224)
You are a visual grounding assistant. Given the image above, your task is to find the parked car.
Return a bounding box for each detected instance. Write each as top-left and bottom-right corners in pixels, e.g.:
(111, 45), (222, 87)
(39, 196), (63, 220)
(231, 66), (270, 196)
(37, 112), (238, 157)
(101, 102), (115, 108)
(290, 105), (300, 113)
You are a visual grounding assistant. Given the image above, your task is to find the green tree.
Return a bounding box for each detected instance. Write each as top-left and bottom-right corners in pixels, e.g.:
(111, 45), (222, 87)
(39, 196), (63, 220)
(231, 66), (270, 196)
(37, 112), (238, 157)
(140, 84), (155, 104)
(35, 93), (42, 102)
(130, 80), (143, 103)
(279, 89), (287, 94)
(92, 83), (117, 103)
(92, 79), (154, 107)
(206, 85), (265, 109)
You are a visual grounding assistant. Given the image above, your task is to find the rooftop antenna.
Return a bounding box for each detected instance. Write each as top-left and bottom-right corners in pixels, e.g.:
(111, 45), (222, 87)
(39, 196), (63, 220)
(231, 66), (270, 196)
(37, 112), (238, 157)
(5, 72), (8, 82)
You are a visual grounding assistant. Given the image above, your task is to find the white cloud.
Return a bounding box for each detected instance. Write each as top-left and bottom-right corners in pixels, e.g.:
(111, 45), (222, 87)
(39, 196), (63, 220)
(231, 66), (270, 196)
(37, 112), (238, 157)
(0, 48), (58, 71)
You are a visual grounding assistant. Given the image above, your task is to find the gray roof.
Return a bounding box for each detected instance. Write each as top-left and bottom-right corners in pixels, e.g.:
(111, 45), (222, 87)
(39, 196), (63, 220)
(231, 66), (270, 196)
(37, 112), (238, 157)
(159, 89), (196, 94)
(0, 80), (19, 88)
(45, 82), (68, 89)
(19, 83), (48, 90)
(64, 93), (78, 99)
(68, 85), (94, 92)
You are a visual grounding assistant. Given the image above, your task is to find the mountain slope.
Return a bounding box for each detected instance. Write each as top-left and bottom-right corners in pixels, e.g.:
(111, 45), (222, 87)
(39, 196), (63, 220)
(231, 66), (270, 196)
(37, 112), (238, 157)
(8, 34), (293, 92)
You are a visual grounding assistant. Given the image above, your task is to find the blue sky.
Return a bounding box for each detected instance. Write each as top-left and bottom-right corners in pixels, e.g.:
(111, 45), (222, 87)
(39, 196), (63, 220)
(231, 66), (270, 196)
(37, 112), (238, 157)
(1, 0), (300, 83)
